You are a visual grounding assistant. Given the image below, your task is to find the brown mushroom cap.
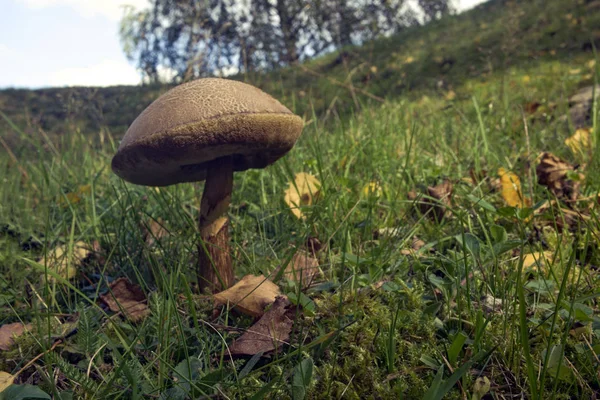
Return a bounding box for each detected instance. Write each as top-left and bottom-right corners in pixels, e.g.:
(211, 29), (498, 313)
(111, 78), (304, 186)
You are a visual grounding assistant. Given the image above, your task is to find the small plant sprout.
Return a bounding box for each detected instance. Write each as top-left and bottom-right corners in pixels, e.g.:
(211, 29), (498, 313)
(111, 78), (304, 292)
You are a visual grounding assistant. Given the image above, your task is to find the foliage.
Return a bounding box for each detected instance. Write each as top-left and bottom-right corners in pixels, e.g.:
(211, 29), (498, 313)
(118, 0), (449, 81)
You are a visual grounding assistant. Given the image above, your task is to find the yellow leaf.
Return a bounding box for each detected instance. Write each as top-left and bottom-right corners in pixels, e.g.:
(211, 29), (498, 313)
(362, 181), (382, 198)
(569, 69), (581, 75)
(445, 90), (456, 101)
(522, 75), (531, 83)
(403, 56), (415, 64)
(0, 371), (15, 393)
(213, 275), (281, 317)
(38, 241), (91, 281)
(498, 168), (529, 208)
(283, 172), (321, 219)
(565, 128), (592, 155)
(523, 251), (553, 272)
(370, 65), (378, 74)
(58, 184), (91, 207)
(588, 60), (596, 69)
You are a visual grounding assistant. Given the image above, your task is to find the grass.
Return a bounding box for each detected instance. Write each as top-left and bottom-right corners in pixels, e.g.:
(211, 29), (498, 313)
(2, 0), (600, 398)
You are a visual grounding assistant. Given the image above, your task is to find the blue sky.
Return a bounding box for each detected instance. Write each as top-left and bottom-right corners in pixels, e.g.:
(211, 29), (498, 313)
(0, 0), (487, 89)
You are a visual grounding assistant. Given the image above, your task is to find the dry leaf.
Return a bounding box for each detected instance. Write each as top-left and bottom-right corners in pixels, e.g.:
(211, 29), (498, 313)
(481, 295), (503, 314)
(362, 181), (382, 198)
(565, 128), (592, 156)
(403, 56), (415, 64)
(445, 90), (456, 101)
(229, 296), (293, 356)
(409, 180), (453, 221)
(144, 218), (169, 247)
(536, 152), (582, 202)
(213, 275), (281, 318)
(58, 184), (91, 207)
(283, 172), (321, 219)
(100, 278), (149, 323)
(400, 237), (426, 256)
(38, 241), (91, 281)
(276, 251), (320, 288)
(0, 322), (31, 351)
(523, 251), (553, 273)
(498, 168), (529, 208)
(0, 371), (15, 393)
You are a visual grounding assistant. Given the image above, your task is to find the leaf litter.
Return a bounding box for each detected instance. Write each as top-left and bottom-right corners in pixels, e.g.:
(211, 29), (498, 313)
(0, 322), (31, 351)
(213, 274), (281, 318)
(229, 296), (294, 356)
(283, 172), (321, 220)
(99, 278), (149, 323)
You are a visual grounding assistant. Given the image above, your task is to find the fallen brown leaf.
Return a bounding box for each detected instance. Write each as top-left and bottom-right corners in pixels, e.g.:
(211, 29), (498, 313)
(100, 278), (149, 323)
(144, 218), (169, 247)
(276, 251), (320, 288)
(229, 296), (293, 356)
(409, 180), (453, 221)
(0, 322), (31, 351)
(213, 275), (281, 318)
(536, 152), (582, 202)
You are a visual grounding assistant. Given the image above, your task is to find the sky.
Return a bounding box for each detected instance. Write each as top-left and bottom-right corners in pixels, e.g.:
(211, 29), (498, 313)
(0, 0), (488, 89)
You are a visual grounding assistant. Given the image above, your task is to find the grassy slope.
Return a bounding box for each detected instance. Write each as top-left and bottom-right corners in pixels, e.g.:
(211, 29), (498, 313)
(2, 0), (600, 398)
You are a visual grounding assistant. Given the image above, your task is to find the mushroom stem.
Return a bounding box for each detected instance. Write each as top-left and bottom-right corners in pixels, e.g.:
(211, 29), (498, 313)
(197, 156), (235, 292)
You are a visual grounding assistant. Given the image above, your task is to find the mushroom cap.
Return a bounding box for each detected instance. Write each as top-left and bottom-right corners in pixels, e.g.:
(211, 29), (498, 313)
(111, 78), (304, 186)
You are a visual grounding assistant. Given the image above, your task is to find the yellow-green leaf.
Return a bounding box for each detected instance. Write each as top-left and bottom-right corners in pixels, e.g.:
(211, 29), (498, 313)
(284, 173), (321, 219)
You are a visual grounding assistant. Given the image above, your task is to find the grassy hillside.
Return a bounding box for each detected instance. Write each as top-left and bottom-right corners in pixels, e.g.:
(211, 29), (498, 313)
(1, 0), (598, 142)
(1, 0), (600, 398)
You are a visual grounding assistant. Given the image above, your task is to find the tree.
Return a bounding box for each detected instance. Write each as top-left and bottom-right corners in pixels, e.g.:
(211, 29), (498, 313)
(120, 0), (452, 82)
(418, 0), (455, 23)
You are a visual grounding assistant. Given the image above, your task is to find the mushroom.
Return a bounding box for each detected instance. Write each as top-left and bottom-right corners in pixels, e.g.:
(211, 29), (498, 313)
(111, 78), (304, 292)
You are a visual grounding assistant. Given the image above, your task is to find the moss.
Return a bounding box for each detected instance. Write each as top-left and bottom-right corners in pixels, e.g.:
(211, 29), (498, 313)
(305, 282), (441, 399)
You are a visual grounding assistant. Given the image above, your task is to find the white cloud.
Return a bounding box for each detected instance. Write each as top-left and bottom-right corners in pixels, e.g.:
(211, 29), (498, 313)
(17, 0), (150, 21)
(49, 59), (141, 87)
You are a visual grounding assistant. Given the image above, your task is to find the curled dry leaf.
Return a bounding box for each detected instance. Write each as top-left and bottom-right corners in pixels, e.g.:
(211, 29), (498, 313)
(283, 172), (321, 219)
(100, 278), (149, 323)
(0, 322), (31, 351)
(213, 275), (281, 318)
(498, 168), (530, 208)
(536, 152), (582, 202)
(409, 180), (453, 221)
(229, 296), (293, 356)
(275, 251), (320, 288)
(38, 241), (92, 281)
(0, 371), (15, 393)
